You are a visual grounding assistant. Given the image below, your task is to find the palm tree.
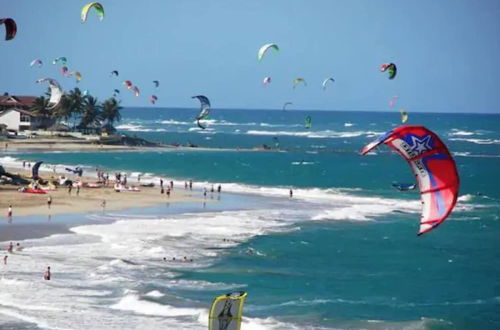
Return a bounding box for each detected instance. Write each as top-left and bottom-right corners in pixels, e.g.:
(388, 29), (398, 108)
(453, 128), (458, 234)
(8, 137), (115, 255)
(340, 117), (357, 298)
(101, 97), (122, 133)
(67, 88), (86, 128)
(79, 96), (102, 131)
(51, 95), (72, 123)
(30, 95), (51, 118)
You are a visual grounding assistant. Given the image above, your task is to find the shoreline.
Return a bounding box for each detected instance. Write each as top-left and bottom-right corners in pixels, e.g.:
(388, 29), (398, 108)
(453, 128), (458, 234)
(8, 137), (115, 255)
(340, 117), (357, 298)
(0, 165), (206, 220)
(2, 136), (286, 153)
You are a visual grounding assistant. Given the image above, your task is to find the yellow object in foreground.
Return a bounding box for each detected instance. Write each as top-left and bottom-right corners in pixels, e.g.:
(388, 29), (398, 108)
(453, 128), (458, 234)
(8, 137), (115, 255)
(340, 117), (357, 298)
(209, 291), (247, 330)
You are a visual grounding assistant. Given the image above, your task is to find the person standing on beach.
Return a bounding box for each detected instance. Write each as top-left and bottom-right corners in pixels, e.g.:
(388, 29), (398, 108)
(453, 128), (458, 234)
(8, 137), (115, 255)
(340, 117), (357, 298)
(203, 188), (207, 199)
(160, 179), (164, 188)
(7, 204), (12, 220)
(44, 266), (51, 280)
(3, 255), (7, 265)
(7, 242), (13, 253)
(47, 196), (52, 209)
(170, 181), (174, 189)
(68, 184), (72, 195)
(22, 161), (26, 168)
(101, 199), (106, 213)
(76, 186), (80, 196)
(137, 174), (141, 183)
(189, 180), (193, 190)
(166, 188), (171, 198)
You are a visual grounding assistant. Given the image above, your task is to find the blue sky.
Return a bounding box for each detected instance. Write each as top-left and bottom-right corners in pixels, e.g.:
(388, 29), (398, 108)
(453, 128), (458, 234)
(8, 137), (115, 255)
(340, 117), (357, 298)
(2, 0), (500, 113)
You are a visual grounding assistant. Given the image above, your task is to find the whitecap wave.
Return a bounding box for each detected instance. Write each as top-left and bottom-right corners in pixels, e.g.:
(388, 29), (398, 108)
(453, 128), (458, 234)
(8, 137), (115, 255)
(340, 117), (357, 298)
(246, 130), (382, 139)
(449, 138), (500, 145)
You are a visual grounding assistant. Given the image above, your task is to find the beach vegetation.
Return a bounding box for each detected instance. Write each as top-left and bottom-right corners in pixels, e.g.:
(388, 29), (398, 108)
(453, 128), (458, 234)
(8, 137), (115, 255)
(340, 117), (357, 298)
(30, 87), (122, 135)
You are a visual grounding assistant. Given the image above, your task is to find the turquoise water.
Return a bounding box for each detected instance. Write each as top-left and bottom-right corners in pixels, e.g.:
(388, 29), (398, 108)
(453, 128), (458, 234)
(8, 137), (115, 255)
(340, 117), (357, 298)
(5, 108), (500, 329)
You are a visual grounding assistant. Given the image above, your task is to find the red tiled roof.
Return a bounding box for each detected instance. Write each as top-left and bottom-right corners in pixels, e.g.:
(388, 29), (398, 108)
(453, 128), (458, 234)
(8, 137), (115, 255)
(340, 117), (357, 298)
(0, 95), (37, 107)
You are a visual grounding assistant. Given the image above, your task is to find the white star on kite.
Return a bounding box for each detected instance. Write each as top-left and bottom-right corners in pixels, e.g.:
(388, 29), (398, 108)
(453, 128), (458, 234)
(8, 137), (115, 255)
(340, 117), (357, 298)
(409, 135), (433, 155)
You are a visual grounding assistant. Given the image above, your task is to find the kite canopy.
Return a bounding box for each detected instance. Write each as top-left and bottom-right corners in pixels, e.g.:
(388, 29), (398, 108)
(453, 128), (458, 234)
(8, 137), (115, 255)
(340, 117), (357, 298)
(30, 59), (43, 68)
(400, 110), (408, 123)
(192, 95), (211, 129)
(110, 70), (119, 77)
(35, 78), (63, 109)
(68, 71), (82, 82)
(0, 18), (17, 41)
(392, 183), (417, 191)
(257, 43), (279, 61)
(123, 80), (133, 89)
(81, 2), (105, 22)
(305, 115), (312, 129)
(262, 76), (272, 85)
(293, 78), (307, 89)
(132, 86), (140, 97)
(150, 95), (158, 104)
(361, 125), (459, 235)
(60, 66), (69, 76)
(153, 80), (159, 88)
(282, 102), (292, 110)
(322, 77), (335, 90)
(32, 161), (43, 180)
(380, 63), (397, 79)
(209, 291), (247, 330)
(52, 57), (67, 65)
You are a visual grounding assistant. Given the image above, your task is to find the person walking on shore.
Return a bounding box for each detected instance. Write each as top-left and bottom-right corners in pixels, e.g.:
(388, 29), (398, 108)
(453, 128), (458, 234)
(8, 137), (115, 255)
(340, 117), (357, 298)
(3, 255), (7, 265)
(47, 196), (52, 209)
(7, 204), (12, 220)
(44, 266), (51, 280)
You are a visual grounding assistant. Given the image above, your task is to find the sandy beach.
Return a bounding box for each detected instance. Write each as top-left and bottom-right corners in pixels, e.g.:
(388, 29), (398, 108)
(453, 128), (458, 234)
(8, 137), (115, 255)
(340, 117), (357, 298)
(0, 166), (204, 219)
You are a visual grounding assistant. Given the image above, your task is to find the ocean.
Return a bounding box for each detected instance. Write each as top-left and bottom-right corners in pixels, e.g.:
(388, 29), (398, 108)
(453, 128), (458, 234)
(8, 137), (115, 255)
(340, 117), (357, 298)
(1, 108), (499, 329)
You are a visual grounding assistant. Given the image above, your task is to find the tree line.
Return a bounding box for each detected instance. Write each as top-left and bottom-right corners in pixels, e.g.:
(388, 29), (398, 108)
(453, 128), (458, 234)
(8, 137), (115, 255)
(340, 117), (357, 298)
(30, 87), (122, 133)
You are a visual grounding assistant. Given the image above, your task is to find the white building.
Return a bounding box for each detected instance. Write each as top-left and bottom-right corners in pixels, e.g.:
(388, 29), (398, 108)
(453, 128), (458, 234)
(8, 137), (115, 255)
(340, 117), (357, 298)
(0, 95), (41, 133)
